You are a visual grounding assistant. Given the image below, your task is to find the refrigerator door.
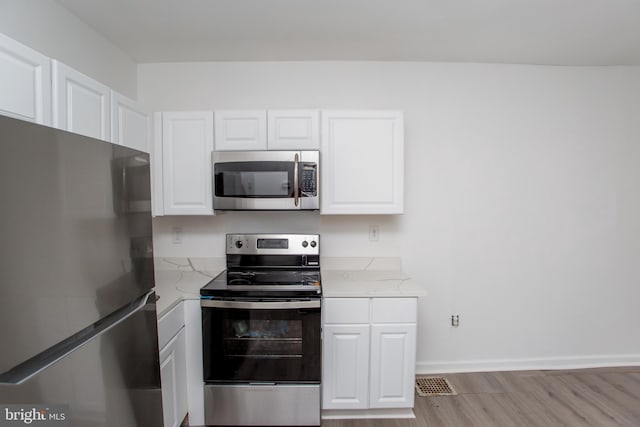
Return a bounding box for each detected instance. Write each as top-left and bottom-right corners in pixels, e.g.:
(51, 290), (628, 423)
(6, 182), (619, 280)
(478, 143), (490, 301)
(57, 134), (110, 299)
(0, 292), (163, 427)
(0, 115), (154, 375)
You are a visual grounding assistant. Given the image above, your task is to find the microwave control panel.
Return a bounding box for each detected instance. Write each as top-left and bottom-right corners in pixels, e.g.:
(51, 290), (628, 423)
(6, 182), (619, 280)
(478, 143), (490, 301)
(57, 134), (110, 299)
(301, 163), (317, 196)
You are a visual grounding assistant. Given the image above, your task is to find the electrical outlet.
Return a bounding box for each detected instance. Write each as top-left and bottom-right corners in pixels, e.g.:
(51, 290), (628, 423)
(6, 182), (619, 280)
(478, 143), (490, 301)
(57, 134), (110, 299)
(172, 227), (183, 244)
(451, 315), (460, 327)
(369, 225), (380, 242)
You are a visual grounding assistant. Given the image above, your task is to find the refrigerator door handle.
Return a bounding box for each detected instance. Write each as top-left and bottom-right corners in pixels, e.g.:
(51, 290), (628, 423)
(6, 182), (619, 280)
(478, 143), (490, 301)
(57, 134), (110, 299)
(0, 290), (155, 385)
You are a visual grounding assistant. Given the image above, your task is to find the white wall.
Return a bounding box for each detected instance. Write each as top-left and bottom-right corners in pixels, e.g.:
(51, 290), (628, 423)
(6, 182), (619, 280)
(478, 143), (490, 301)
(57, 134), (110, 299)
(139, 61), (640, 372)
(0, 0), (137, 98)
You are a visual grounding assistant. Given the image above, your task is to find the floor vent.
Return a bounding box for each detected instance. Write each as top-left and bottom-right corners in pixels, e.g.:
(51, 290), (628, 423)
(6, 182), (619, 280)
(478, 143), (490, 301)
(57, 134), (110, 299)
(415, 376), (457, 396)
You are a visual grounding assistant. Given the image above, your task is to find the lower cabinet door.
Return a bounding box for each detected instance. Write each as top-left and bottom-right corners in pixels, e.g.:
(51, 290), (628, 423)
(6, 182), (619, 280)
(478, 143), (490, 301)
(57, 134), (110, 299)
(369, 323), (417, 409)
(160, 327), (188, 427)
(322, 324), (370, 409)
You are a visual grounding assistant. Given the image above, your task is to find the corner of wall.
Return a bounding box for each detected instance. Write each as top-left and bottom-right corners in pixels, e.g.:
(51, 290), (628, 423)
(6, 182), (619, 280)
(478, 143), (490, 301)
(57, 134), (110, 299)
(0, 0), (138, 98)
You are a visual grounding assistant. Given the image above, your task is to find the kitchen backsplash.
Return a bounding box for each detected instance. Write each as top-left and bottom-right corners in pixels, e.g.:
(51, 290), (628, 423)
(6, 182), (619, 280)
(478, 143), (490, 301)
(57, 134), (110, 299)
(154, 256), (401, 272)
(154, 257), (226, 273)
(321, 257), (402, 270)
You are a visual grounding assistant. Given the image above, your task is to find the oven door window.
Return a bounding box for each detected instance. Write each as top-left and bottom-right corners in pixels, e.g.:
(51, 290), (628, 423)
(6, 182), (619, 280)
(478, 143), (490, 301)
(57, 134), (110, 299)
(202, 306), (320, 383)
(214, 162), (294, 198)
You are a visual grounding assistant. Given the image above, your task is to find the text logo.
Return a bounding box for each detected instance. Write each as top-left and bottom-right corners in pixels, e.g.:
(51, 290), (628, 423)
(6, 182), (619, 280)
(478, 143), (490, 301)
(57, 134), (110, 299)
(0, 405), (69, 427)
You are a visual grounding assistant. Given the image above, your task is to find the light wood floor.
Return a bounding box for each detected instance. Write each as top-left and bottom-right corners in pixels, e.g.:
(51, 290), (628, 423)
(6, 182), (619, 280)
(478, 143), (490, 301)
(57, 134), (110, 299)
(322, 366), (640, 427)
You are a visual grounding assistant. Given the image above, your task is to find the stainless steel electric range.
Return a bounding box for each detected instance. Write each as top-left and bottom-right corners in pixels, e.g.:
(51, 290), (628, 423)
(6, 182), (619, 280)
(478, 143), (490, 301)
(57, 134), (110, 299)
(200, 234), (321, 426)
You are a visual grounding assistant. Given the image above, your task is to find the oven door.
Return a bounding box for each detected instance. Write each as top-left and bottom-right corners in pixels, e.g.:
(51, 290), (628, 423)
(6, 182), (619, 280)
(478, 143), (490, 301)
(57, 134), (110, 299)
(212, 151), (319, 210)
(201, 299), (321, 383)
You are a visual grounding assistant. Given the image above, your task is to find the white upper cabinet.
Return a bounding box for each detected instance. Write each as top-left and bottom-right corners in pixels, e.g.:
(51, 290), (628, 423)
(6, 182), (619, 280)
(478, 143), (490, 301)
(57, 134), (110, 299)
(214, 110), (267, 151)
(267, 110), (320, 150)
(321, 111), (404, 214)
(111, 91), (150, 153)
(53, 60), (110, 141)
(0, 33), (51, 125)
(152, 113), (164, 216)
(160, 111), (214, 215)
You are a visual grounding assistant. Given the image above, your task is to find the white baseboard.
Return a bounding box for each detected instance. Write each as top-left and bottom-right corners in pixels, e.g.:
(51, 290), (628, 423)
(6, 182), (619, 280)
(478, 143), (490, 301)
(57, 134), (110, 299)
(322, 408), (415, 420)
(416, 354), (640, 374)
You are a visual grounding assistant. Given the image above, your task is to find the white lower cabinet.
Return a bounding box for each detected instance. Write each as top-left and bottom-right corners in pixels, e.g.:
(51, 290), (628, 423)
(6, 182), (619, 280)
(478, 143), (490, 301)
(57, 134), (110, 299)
(160, 328), (188, 427)
(323, 324), (370, 409)
(322, 298), (417, 414)
(158, 303), (188, 427)
(157, 300), (205, 427)
(369, 323), (417, 408)
(183, 299), (205, 426)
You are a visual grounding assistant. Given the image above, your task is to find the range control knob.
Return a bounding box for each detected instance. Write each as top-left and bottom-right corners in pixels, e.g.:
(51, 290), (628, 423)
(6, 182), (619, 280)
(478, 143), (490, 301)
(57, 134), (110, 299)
(302, 240), (309, 248)
(235, 240), (243, 248)
(310, 240), (317, 248)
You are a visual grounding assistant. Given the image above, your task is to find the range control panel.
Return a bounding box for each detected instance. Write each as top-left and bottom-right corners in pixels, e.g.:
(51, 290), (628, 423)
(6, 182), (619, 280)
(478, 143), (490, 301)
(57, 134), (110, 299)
(226, 234), (320, 255)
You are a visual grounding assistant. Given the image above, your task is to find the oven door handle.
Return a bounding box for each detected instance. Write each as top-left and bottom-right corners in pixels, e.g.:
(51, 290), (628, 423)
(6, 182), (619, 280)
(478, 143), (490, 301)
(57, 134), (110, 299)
(201, 299), (320, 309)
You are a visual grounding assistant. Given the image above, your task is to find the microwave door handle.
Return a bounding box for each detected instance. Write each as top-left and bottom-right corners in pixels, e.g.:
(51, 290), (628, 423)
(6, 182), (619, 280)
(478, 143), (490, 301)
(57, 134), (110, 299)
(294, 153), (300, 207)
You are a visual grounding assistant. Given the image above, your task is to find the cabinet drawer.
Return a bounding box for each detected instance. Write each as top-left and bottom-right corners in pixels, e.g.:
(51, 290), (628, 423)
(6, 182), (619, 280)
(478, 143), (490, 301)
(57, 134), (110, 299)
(371, 298), (416, 324)
(158, 302), (185, 349)
(324, 298), (369, 324)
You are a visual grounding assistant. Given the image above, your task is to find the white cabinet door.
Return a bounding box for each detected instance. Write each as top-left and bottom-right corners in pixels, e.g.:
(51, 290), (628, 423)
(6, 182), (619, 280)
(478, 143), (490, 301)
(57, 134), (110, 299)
(183, 299), (205, 426)
(214, 110), (267, 151)
(321, 111), (404, 214)
(160, 327), (188, 427)
(267, 110), (319, 150)
(322, 324), (370, 410)
(111, 91), (150, 152)
(52, 60), (110, 141)
(369, 323), (416, 409)
(161, 111), (214, 215)
(0, 33), (51, 125)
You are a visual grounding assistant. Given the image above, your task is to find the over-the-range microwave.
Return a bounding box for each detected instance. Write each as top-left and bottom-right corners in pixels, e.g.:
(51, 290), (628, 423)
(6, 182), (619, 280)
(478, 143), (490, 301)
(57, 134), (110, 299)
(212, 150), (319, 210)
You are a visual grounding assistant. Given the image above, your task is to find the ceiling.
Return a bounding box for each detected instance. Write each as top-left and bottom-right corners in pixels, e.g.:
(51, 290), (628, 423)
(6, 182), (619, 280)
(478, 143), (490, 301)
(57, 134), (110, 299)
(55, 0), (640, 66)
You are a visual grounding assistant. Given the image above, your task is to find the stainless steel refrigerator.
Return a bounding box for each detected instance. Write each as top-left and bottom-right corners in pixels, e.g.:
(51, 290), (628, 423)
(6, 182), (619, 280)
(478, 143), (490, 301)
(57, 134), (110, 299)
(0, 115), (163, 426)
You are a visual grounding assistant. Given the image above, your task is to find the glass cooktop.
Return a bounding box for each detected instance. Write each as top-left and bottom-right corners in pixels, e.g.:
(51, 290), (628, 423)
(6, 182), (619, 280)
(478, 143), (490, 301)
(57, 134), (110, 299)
(200, 269), (322, 298)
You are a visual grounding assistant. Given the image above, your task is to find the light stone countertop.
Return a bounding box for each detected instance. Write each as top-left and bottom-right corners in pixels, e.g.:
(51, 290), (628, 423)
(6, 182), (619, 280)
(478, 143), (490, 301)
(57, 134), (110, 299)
(321, 257), (426, 298)
(153, 257), (426, 317)
(154, 257), (225, 318)
(320, 269), (426, 298)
